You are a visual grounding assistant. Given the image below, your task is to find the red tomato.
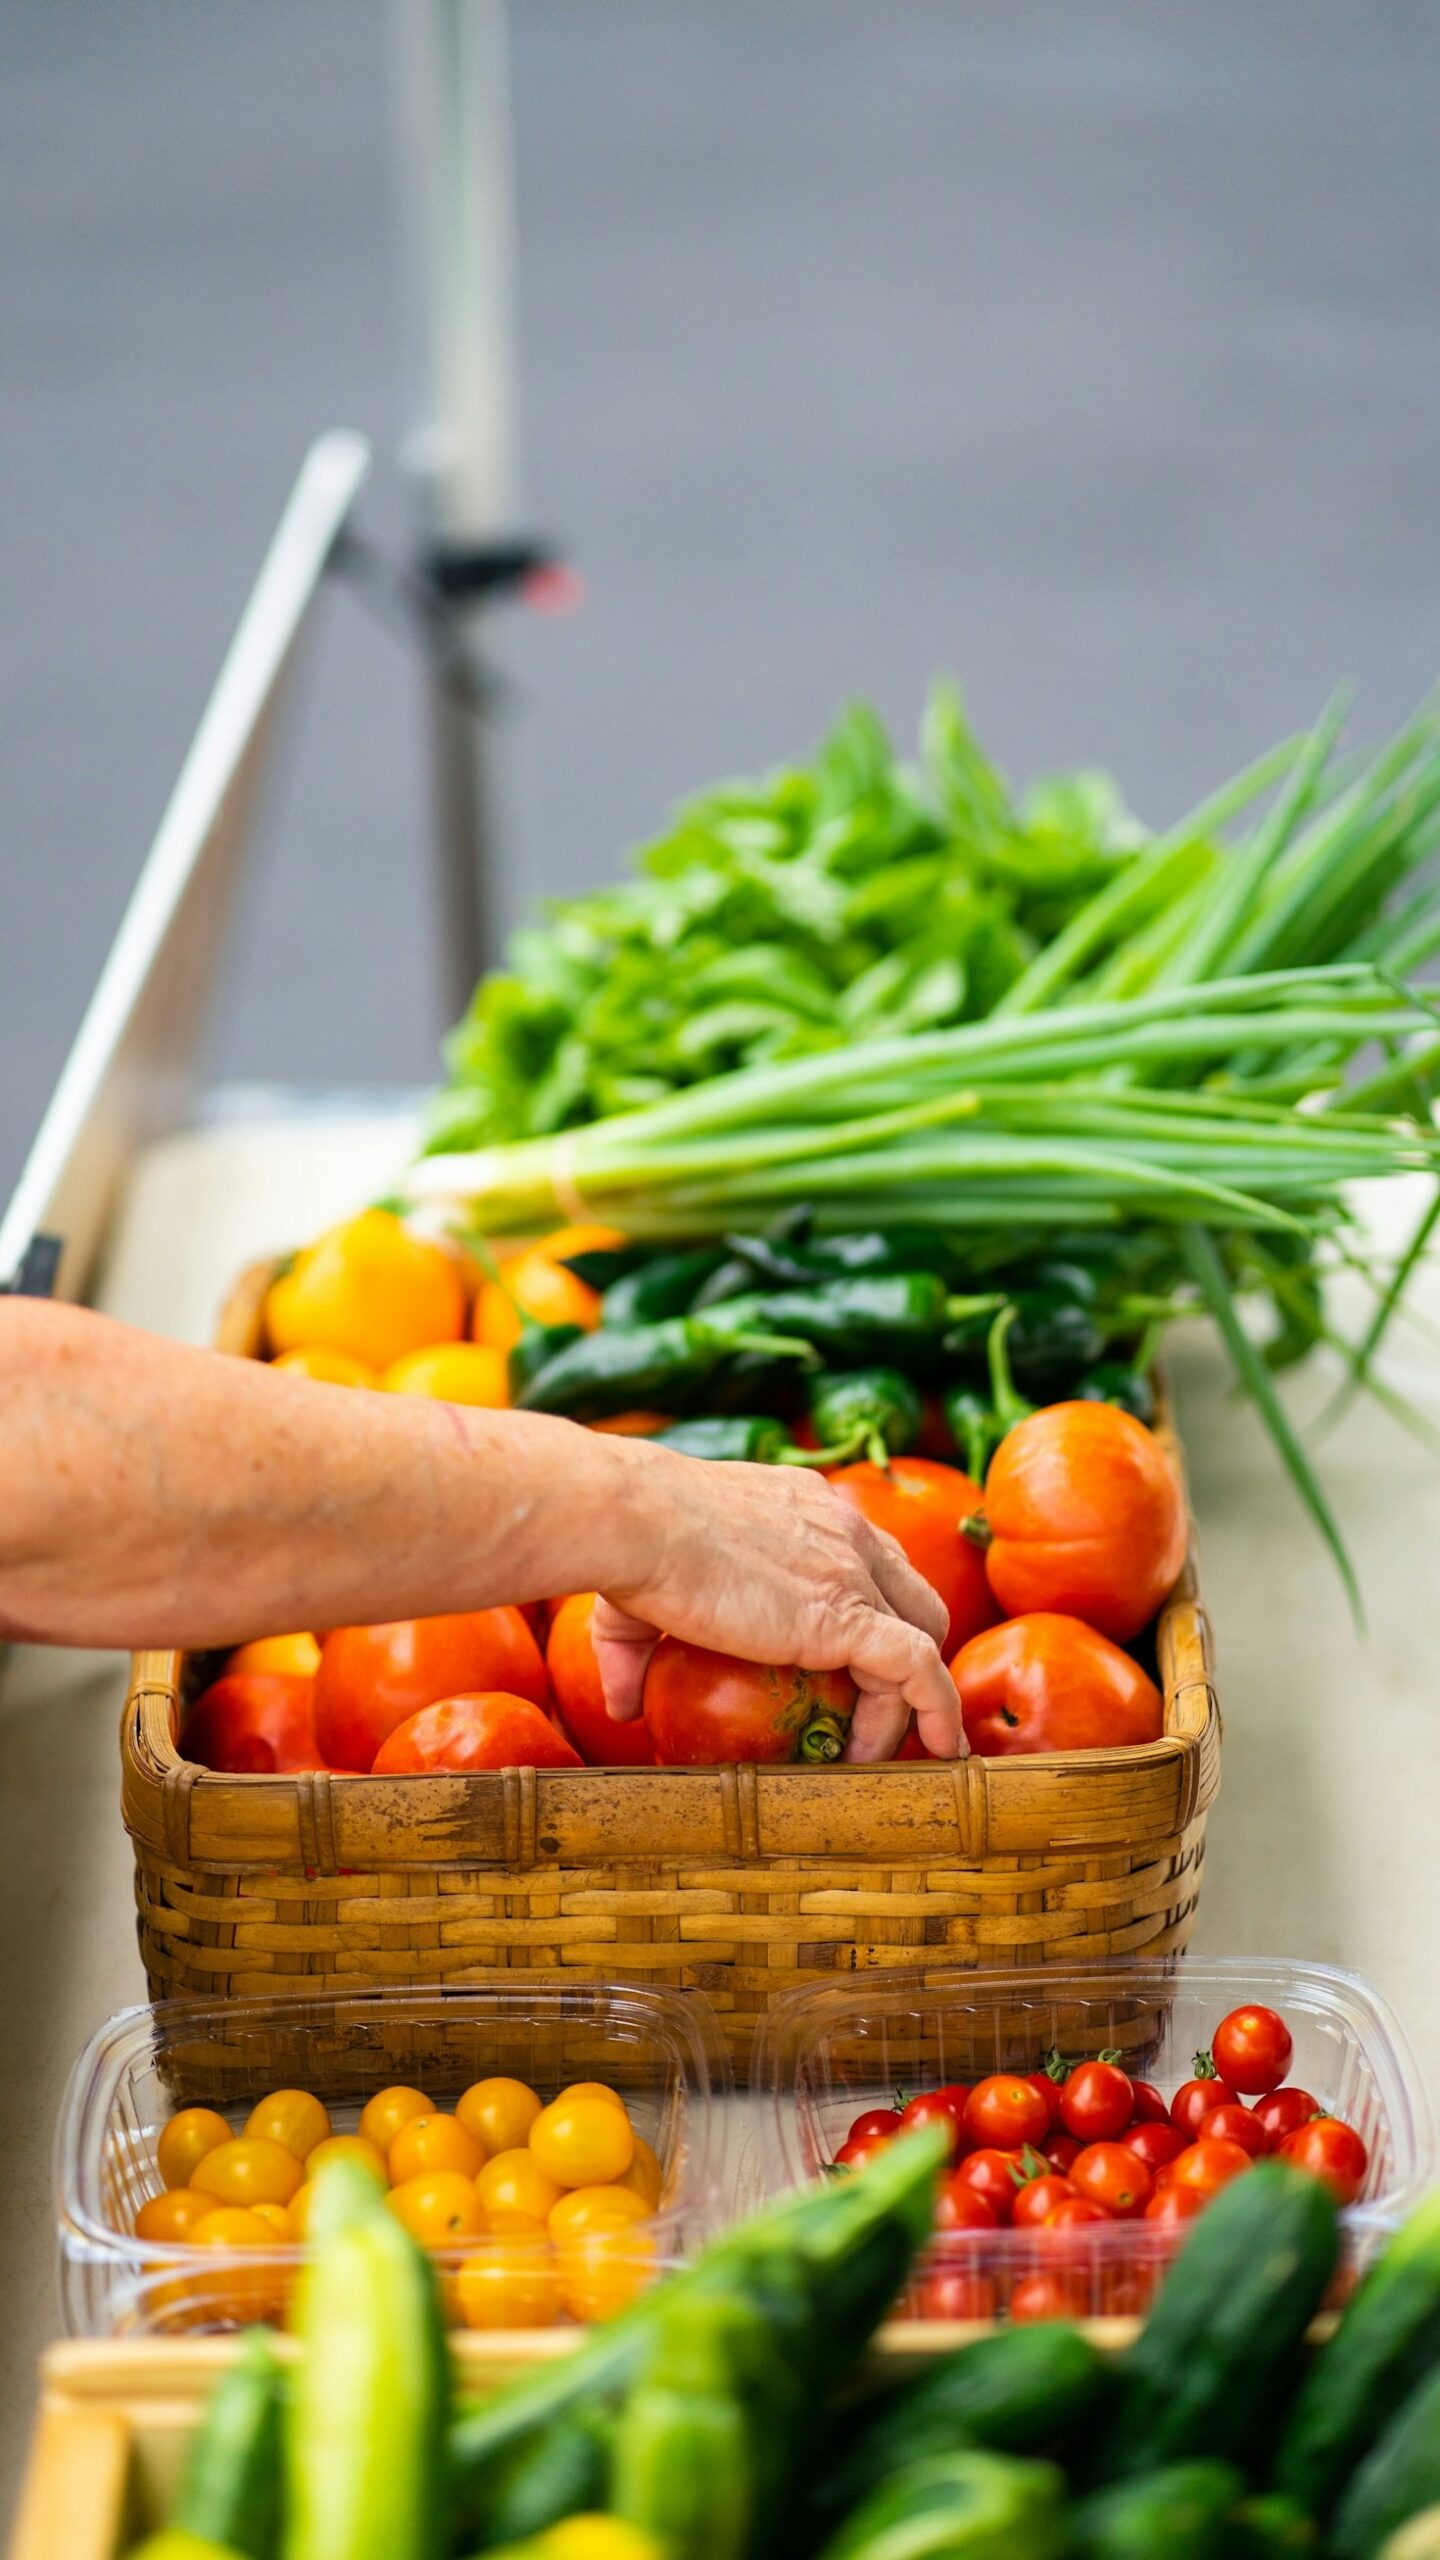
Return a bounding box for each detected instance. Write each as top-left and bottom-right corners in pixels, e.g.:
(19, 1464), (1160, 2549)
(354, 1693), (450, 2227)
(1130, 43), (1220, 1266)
(1129, 2081), (1169, 2125)
(1101, 2270), (1157, 2318)
(545, 1592), (654, 1766)
(314, 1609), (549, 1769)
(899, 2090), (969, 2158)
(1011, 2174), (1075, 2230)
(828, 1458), (999, 1656)
(956, 2149), (1024, 2225)
(897, 1724), (933, 1760)
(1011, 2273), (1087, 2323)
(1060, 2061), (1135, 2144)
(978, 1401), (1187, 1642)
(847, 2109), (902, 2145)
(1018, 2071), (1065, 2135)
(919, 2269), (999, 2321)
(371, 1691), (581, 1774)
(1170, 2073), (1239, 2137)
(182, 1673), (326, 1774)
(934, 2174), (1000, 2234)
(1069, 2142), (1154, 2219)
(1212, 2005), (1294, 2097)
(1045, 2133), (1083, 2176)
(1198, 2103), (1267, 2159)
(1163, 2135), (1253, 2199)
(951, 1616), (1163, 1759)
(963, 2076), (1052, 2153)
(1144, 2182), (1205, 2227)
(1046, 2194), (1109, 2229)
(1277, 2117), (1368, 2206)
(1122, 2121), (1190, 2173)
(643, 1638), (855, 1765)
(832, 2132), (892, 2172)
(1253, 2087), (1323, 2152)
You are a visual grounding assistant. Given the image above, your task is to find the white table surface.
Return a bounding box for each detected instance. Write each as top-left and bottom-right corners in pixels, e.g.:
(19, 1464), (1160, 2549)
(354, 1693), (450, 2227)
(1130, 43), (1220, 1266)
(3, 1112), (1438, 2514)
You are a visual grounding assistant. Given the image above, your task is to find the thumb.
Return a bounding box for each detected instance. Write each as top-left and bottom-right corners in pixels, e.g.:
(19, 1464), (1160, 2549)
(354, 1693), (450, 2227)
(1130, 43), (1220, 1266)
(591, 1595), (661, 1723)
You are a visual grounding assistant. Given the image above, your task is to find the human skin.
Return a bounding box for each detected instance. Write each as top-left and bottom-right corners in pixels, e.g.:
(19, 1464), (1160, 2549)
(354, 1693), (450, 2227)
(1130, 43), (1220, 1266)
(0, 1301), (962, 1761)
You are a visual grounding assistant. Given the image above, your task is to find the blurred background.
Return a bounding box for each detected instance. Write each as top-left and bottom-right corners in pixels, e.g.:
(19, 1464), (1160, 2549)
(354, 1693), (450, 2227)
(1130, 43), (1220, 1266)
(3, 0), (1439, 1205)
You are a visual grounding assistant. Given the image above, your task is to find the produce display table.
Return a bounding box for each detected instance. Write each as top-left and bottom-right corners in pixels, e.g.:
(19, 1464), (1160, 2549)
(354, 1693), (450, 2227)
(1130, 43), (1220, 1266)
(3, 1106), (1439, 2515)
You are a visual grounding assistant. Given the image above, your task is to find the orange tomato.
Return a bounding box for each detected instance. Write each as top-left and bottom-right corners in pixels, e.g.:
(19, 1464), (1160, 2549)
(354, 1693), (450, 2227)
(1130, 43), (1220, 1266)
(288, 2180), (316, 2240)
(359, 2085), (435, 2155)
(556, 2083), (628, 2113)
(382, 1343), (510, 1407)
(473, 1248), (604, 1353)
(477, 2149), (563, 2231)
(616, 2137), (664, 2211)
(588, 1413), (672, 1437)
(245, 2090), (331, 2160)
(265, 1210), (466, 1370)
(642, 1641), (854, 1767)
(979, 1402), (1187, 1642)
(548, 2185), (651, 2239)
(304, 2133), (389, 2189)
(248, 2201), (295, 2242)
(192, 2137), (304, 2210)
(530, 2094), (634, 2189)
(226, 1633), (323, 1679)
(950, 1614), (1163, 1757)
(313, 1610), (550, 1770)
(134, 2187), (214, 2245)
(555, 2224), (654, 2324)
(457, 2078), (541, 2156)
(828, 1458), (998, 1657)
(373, 1692), (581, 1775)
(547, 1595), (655, 1767)
(271, 1345), (380, 1388)
(182, 1673), (325, 1776)
(387, 2169), (484, 2245)
(191, 2207), (289, 2322)
(157, 2108), (232, 2191)
(388, 2112), (486, 2185)
(456, 2239), (563, 2331)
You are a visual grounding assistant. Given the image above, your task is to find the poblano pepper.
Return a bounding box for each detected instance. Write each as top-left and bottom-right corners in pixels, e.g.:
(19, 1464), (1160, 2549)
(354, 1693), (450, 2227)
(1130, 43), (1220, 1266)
(517, 1315), (818, 1421)
(807, 1366), (924, 1466)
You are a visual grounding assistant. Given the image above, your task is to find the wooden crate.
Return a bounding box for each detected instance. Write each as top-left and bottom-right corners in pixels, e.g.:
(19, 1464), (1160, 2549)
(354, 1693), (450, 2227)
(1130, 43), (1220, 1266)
(120, 1259), (1221, 2071)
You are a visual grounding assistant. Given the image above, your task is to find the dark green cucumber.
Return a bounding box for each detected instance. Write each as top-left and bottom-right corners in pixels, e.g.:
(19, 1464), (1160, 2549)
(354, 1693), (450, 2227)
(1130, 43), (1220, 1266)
(171, 2328), (282, 2560)
(610, 2299), (755, 2560)
(1230, 2493), (1321, 2555)
(1092, 2162), (1338, 2480)
(816, 2323), (1110, 2522)
(472, 2404), (614, 2546)
(1272, 2193), (1440, 2519)
(816, 2449), (1068, 2560)
(1332, 2364), (1440, 2559)
(1068, 2461), (1244, 2559)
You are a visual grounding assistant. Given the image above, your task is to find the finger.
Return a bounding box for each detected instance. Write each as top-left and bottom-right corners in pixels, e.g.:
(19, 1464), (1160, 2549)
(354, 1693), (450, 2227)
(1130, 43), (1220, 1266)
(917, 1687), (969, 1760)
(844, 1688), (910, 1763)
(591, 1594), (660, 1723)
(843, 1607), (965, 1754)
(861, 1525), (950, 1652)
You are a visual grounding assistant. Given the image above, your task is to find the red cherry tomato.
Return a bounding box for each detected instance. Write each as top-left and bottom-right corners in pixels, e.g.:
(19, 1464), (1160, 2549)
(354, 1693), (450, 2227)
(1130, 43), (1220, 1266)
(1212, 2005), (1294, 2097)
(828, 1458), (998, 1657)
(956, 2148), (1024, 2225)
(1122, 2121), (1190, 2173)
(979, 1402), (1187, 1642)
(182, 1673), (326, 1774)
(545, 1592), (654, 1766)
(919, 2268), (999, 2321)
(1069, 2142), (1154, 2219)
(1170, 2073), (1239, 2137)
(963, 2075), (1052, 2154)
(643, 1638), (855, 1765)
(372, 1691), (581, 1774)
(1198, 2103), (1267, 2160)
(1277, 2117), (1368, 2205)
(832, 2131), (893, 2172)
(1018, 2071), (1065, 2135)
(1046, 2194), (1109, 2228)
(950, 1615), (1164, 1758)
(314, 1609), (549, 1769)
(1253, 2087), (1323, 2152)
(934, 2173), (1000, 2234)
(1101, 2269), (1157, 2318)
(847, 2109), (902, 2145)
(1010, 2272), (1087, 2323)
(1045, 2132), (1083, 2176)
(1144, 2182), (1205, 2226)
(1011, 2173), (1075, 2230)
(1163, 2135), (1253, 2199)
(898, 2091), (968, 2159)
(1128, 2081), (1169, 2125)
(1060, 2061), (1135, 2143)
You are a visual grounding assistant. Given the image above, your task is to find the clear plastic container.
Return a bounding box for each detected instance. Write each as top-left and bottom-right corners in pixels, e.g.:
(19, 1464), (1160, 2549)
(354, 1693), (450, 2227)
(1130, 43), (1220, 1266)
(57, 1981), (728, 2335)
(753, 1959), (1434, 2322)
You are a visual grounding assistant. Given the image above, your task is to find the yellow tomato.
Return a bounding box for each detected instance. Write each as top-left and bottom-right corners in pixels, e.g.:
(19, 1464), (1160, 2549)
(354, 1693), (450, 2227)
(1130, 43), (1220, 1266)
(381, 1342), (510, 1407)
(455, 2238), (563, 2331)
(386, 2169), (484, 2246)
(303, 2133), (389, 2189)
(616, 2137), (664, 2211)
(556, 2082), (628, 2114)
(244, 2088), (331, 2160)
(457, 2076), (541, 2156)
(359, 2084), (435, 2155)
(192, 2137), (304, 2210)
(266, 1210), (466, 1370)
(271, 1345), (379, 1388)
(388, 2112), (486, 2185)
(544, 2522), (666, 2560)
(190, 2206), (287, 2322)
(530, 2095), (634, 2190)
(473, 1250), (602, 1354)
(547, 2185), (651, 2240)
(156, 2108), (232, 2191)
(556, 2223), (655, 2325)
(288, 2180), (316, 2240)
(477, 2148), (563, 2232)
(226, 1631), (324, 1678)
(248, 2201), (295, 2242)
(133, 2187), (213, 2245)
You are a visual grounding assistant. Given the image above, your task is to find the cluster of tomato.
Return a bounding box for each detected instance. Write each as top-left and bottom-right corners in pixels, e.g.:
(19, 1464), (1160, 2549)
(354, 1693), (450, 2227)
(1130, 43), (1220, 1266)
(830, 2004), (1371, 2323)
(133, 2072), (662, 2330)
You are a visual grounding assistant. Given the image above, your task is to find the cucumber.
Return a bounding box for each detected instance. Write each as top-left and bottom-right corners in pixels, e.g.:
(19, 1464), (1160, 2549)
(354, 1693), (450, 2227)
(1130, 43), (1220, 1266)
(1092, 2161), (1339, 2480)
(1230, 2494), (1321, 2555)
(171, 2329), (282, 2560)
(815, 2449), (1068, 2560)
(474, 2405), (614, 2547)
(1069, 2459), (1243, 2559)
(816, 2324), (1110, 2523)
(1332, 2364), (1440, 2559)
(1272, 2193), (1440, 2518)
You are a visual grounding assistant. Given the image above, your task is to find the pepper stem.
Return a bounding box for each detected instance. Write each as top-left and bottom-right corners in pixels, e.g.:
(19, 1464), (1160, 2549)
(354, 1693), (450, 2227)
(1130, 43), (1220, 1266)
(778, 1425), (869, 1470)
(798, 1712), (850, 1764)
(723, 1328), (823, 1368)
(986, 1303), (1035, 1436)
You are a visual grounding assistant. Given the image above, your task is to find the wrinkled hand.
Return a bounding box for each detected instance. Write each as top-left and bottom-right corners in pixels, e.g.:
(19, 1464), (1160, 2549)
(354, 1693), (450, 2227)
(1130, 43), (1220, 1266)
(592, 1447), (964, 1762)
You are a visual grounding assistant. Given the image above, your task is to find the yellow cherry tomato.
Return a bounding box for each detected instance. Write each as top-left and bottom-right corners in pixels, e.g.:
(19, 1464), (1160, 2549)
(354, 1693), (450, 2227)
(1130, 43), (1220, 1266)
(288, 2180), (316, 2240)
(226, 1632), (324, 1678)
(271, 1345), (379, 1388)
(547, 2184), (651, 2240)
(134, 2187), (214, 2245)
(544, 2522), (666, 2560)
(248, 2201), (294, 2242)
(456, 2238), (564, 2331)
(265, 1209), (466, 1370)
(189, 2206), (287, 2322)
(477, 2148), (564, 2232)
(386, 2169), (484, 2246)
(244, 2089), (331, 2160)
(382, 1342), (510, 1407)
(157, 2108), (233, 2191)
(556, 2082), (629, 2114)
(359, 2085), (435, 2155)
(616, 2137), (664, 2211)
(192, 2136), (304, 2210)
(303, 2133), (389, 2189)
(457, 2077), (541, 2156)
(388, 2111), (486, 2185)
(530, 2095), (634, 2190)
(556, 2223), (655, 2325)
(473, 1250), (603, 1354)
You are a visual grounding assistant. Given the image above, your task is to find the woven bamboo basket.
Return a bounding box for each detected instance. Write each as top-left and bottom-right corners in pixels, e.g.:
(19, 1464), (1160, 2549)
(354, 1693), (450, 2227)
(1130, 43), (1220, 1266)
(120, 1258), (1221, 2071)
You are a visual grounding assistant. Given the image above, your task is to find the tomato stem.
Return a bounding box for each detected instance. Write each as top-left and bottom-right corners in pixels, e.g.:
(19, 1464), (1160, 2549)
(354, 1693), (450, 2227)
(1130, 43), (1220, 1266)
(798, 1711), (850, 1764)
(1192, 2049), (1220, 2079)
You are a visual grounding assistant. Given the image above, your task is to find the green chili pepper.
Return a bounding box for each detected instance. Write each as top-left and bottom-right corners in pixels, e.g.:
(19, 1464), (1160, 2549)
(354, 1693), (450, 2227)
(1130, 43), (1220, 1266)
(507, 1320), (585, 1401)
(602, 1249), (726, 1327)
(808, 1367), (923, 1467)
(552, 1241), (651, 1290)
(517, 1316), (818, 1421)
(656, 1416), (794, 1463)
(700, 1276), (1001, 1367)
(718, 1223), (963, 1290)
(688, 1253), (764, 1310)
(1075, 1362), (1157, 1426)
(943, 1383), (1002, 1483)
